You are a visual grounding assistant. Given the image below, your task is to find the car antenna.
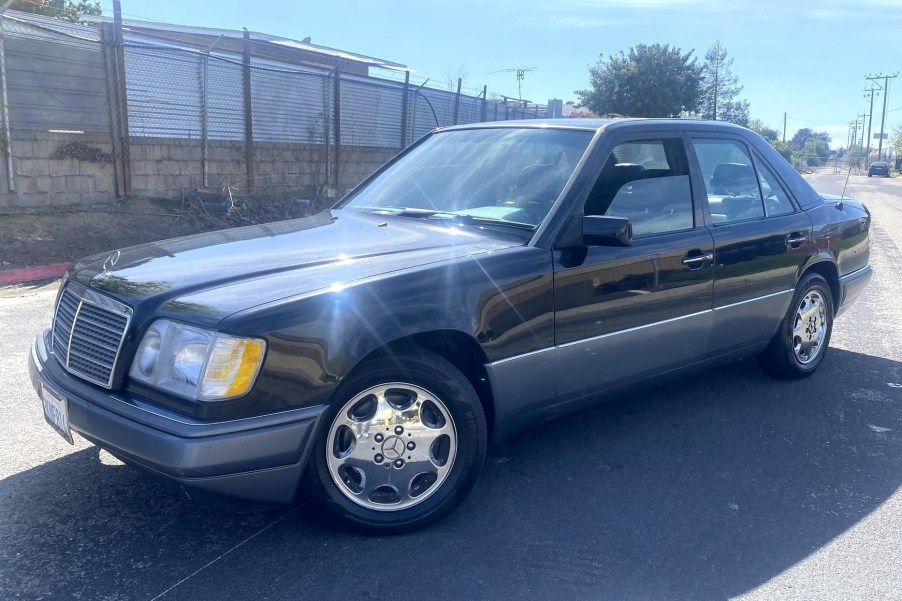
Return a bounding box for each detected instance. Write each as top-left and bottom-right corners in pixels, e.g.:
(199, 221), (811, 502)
(836, 161), (852, 211)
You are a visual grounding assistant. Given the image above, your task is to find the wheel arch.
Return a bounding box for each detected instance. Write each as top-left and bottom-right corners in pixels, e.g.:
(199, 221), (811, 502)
(799, 258), (840, 310)
(344, 329), (496, 438)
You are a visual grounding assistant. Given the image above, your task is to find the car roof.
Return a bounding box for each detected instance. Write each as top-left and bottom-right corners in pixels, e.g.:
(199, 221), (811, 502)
(440, 117), (754, 134)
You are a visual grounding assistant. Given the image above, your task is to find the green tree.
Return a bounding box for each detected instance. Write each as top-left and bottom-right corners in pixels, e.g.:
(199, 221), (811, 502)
(771, 141), (794, 163)
(699, 41), (749, 126)
(844, 145), (864, 168)
(10, 0), (101, 22)
(576, 44), (702, 118)
(747, 118), (780, 142)
(800, 139), (830, 167)
(893, 125), (902, 156)
(790, 128), (831, 150)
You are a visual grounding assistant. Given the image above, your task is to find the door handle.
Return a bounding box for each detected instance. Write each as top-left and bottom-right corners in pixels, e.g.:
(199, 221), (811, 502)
(682, 252), (714, 267)
(787, 232), (808, 247)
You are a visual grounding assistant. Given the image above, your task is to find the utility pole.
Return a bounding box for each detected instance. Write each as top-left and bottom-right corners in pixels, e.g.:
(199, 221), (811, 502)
(867, 72), (898, 161)
(864, 86), (879, 168)
(783, 112), (787, 143)
(851, 119), (861, 148)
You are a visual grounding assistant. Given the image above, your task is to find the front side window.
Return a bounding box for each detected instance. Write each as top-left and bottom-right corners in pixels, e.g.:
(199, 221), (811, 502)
(341, 128), (594, 228)
(691, 139), (765, 224)
(584, 138), (694, 236)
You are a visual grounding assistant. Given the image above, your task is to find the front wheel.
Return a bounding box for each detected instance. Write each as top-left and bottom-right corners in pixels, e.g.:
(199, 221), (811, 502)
(307, 350), (487, 534)
(758, 273), (833, 379)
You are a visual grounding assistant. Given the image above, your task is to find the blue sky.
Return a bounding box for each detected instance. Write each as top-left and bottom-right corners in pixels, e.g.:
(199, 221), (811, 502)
(108, 0), (902, 148)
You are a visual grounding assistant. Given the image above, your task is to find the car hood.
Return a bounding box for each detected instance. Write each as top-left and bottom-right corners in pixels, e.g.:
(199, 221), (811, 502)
(70, 209), (525, 326)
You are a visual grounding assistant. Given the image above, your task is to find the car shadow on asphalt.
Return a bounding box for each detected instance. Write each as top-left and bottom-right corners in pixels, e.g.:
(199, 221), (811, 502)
(2, 348), (901, 600)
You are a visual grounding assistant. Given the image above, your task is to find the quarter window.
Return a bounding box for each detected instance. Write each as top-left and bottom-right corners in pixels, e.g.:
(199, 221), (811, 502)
(754, 158), (795, 216)
(584, 139), (694, 236)
(692, 139), (765, 224)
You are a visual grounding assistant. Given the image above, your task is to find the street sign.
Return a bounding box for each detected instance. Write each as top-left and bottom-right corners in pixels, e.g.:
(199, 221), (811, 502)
(874, 133), (888, 139)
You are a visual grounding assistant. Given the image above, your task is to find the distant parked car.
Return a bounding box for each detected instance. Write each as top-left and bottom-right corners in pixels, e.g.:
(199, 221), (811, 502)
(30, 119), (872, 533)
(868, 161), (890, 177)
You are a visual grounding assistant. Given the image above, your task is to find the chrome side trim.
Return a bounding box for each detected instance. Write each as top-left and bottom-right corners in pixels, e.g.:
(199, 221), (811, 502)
(713, 289), (792, 311)
(839, 264), (870, 279)
(489, 346), (555, 366)
(487, 289), (796, 367)
(556, 309), (712, 349)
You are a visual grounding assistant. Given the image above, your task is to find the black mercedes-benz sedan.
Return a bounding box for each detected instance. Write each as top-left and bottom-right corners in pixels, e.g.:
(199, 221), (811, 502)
(30, 119), (872, 533)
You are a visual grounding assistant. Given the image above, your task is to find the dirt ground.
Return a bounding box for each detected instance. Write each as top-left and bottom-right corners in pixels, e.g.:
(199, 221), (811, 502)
(0, 196), (327, 270)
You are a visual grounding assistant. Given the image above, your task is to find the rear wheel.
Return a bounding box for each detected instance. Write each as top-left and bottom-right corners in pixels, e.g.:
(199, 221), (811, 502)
(307, 350), (486, 534)
(758, 273), (833, 379)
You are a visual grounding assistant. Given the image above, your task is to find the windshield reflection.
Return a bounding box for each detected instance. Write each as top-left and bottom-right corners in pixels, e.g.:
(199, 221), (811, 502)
(342, 127), (594, 227)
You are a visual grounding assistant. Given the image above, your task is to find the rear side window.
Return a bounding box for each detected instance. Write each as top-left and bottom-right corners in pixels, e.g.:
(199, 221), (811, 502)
(584, 139), (694, 236)
(754, 157), (795, 216)
(691, 139), (765, 224)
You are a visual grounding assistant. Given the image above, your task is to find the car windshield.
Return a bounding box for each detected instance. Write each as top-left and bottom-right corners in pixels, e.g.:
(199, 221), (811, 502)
(341, 127), (594, 229)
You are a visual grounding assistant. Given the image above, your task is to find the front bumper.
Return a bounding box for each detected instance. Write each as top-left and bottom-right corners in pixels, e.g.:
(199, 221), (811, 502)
(836, 265), (872, 317)
(29, 328), (325, 506)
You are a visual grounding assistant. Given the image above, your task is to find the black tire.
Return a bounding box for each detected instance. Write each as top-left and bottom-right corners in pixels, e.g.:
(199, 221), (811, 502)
(306, 349), (487, 534)
(758, 272), (834, 379)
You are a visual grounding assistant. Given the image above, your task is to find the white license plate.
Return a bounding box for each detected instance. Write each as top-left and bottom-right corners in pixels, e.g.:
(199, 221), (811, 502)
(41, 384), (73, 444)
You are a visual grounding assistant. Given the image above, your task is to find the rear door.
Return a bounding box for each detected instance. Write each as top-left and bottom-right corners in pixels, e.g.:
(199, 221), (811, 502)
(553, 132), (714, 402)
(688, 135), (814, 356)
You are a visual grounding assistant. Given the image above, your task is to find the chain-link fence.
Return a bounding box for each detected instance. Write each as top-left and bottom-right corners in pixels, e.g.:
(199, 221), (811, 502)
(0, 10), (552, 207)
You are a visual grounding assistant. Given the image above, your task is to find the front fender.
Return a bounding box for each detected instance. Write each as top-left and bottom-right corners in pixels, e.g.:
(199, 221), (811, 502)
(219, 246), (555, 416)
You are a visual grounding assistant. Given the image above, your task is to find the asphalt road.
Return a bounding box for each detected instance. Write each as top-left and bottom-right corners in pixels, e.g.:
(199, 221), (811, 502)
(2, 171), (901, 601)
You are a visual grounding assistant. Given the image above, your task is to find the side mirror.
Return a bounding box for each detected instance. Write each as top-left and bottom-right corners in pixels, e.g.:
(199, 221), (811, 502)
(556, 214), (632, 249)
(582, 215), (632, 247)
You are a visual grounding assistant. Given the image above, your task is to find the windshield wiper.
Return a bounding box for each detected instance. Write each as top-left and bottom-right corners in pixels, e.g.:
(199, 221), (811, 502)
(355, 207), (535, 231)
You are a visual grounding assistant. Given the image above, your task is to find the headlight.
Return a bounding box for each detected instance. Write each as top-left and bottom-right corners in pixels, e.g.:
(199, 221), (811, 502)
(129, 319), (266, 401)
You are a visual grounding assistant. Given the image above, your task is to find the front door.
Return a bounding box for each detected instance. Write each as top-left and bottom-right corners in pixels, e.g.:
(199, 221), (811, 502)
(553, 135), (715, 403)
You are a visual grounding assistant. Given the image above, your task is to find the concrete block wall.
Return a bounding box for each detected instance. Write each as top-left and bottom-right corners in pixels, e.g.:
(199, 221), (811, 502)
(338, 146), (397, 190)
(0, 132), (116, 208)
(252, 142), (321, 197)
(130, 137), (398, 198)
(129, 137), (203, 197)
(0, 134), (399, 207)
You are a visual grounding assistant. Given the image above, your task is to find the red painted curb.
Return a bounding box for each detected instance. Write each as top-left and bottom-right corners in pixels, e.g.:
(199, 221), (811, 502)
(0, 263), (70, 286)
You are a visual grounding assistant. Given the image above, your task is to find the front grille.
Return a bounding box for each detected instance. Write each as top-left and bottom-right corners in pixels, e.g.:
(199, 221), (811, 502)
(52, 282), (131, 388)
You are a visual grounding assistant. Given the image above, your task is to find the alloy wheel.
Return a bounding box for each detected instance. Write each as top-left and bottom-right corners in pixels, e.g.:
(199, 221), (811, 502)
(326, 382), (457, 511)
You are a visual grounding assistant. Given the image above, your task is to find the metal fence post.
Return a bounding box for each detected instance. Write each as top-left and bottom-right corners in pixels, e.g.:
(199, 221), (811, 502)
(200, 51), (208, 188)
(242, 29), (254, 193)
(481, 85), (487, 123)
(332, 62), (341, 190)
(452, 77), (461, 125)
(399, 70), (410, 149)
(112, 0), (131, 195)
(100, 24), (124, 196)
(201, 35), (223, 189)
(0, 9), (15, 193)
(323, 74), (331, 188)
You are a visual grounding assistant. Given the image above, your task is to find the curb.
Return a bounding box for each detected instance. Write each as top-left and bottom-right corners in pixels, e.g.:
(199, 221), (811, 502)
(0, 263), (69, 287)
